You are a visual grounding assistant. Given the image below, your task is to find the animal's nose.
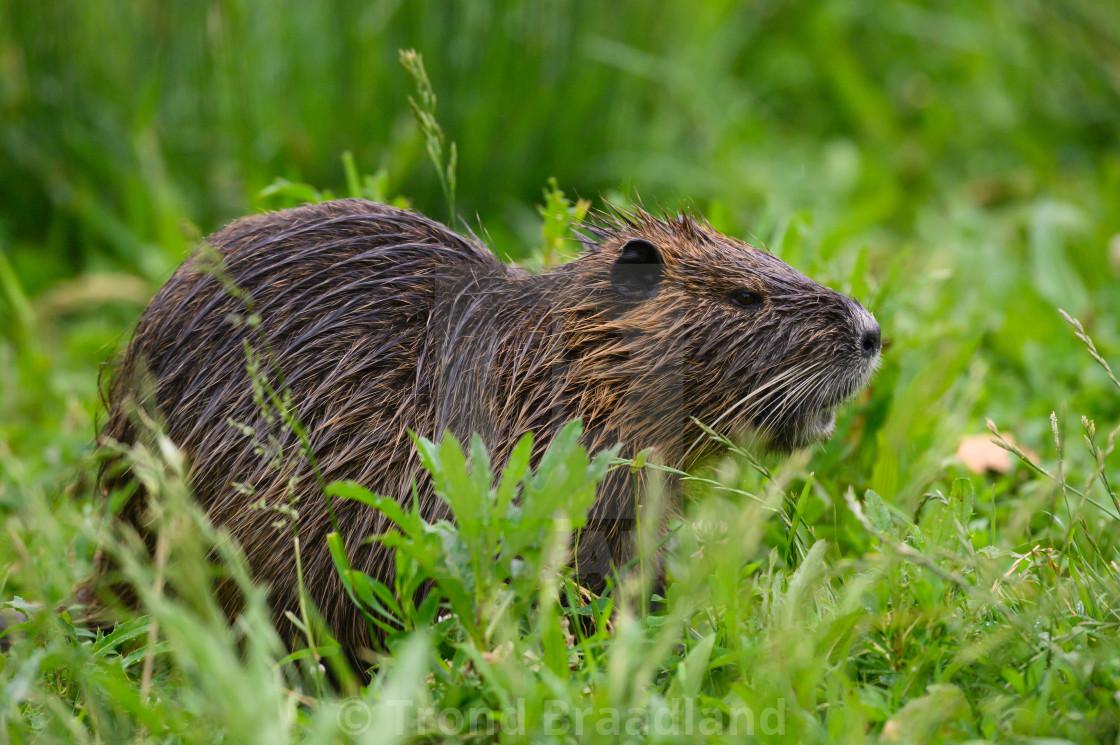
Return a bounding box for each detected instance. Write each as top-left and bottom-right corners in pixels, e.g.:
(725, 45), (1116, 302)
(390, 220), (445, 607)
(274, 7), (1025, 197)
(860, 323), (881, 358)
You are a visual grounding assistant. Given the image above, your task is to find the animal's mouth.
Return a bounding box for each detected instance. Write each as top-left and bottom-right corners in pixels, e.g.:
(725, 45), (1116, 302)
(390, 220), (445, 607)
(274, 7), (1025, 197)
(806, 405), (837, 442)
(774, 400), (840, 452)
(762, 356), (877, 452)
(690, 348), (879, 458)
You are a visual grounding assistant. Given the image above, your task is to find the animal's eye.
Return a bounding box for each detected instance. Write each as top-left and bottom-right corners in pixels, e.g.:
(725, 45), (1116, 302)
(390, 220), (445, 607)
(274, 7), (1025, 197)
(730, 289), (763, 309)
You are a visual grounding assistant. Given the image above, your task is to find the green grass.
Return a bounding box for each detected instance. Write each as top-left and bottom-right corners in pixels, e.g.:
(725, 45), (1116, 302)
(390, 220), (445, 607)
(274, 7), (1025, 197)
(3, 0), (1120, 742)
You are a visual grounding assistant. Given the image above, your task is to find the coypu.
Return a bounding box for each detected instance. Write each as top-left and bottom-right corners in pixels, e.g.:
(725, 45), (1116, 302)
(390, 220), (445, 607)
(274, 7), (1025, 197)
(97, 198), (880, 668)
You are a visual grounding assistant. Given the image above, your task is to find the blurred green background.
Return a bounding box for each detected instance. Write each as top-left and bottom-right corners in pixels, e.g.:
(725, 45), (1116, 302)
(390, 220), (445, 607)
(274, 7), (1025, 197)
(1, 0), (1119, 500)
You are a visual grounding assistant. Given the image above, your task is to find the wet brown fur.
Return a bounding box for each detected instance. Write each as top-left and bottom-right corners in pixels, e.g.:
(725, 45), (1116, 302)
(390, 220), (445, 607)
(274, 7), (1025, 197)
(97, 199), (878, 670)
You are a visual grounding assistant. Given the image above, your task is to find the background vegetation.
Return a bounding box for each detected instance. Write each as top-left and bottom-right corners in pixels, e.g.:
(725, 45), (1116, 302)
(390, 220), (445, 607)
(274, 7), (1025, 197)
(2, 0), (1120, 742)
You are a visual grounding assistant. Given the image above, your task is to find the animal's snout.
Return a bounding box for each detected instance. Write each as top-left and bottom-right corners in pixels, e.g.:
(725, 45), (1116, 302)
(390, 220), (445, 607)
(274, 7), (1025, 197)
(860, 323), (881, 358)
(846, 298), (881, 359)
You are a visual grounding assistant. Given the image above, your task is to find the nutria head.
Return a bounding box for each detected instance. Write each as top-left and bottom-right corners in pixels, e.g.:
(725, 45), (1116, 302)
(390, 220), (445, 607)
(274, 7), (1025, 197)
(571, 209), (880, 457)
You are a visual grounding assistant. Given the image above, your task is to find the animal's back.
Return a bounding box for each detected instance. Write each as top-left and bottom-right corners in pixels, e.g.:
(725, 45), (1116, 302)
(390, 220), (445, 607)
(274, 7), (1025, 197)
(100, 200), (511, 657)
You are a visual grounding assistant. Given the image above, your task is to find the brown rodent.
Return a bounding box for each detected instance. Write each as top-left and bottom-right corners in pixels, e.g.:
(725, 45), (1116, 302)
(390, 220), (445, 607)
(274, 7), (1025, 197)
(97, 198), (880, 668)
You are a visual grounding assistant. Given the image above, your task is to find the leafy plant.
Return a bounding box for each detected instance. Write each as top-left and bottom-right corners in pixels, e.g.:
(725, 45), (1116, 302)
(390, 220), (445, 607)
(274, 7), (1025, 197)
(327, 421), (618, 649)
(538, 177), (591, 265)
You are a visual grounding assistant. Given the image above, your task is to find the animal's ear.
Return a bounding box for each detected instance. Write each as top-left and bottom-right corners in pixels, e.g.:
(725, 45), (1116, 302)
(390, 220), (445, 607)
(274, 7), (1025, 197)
(610, 239), (664, 299)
